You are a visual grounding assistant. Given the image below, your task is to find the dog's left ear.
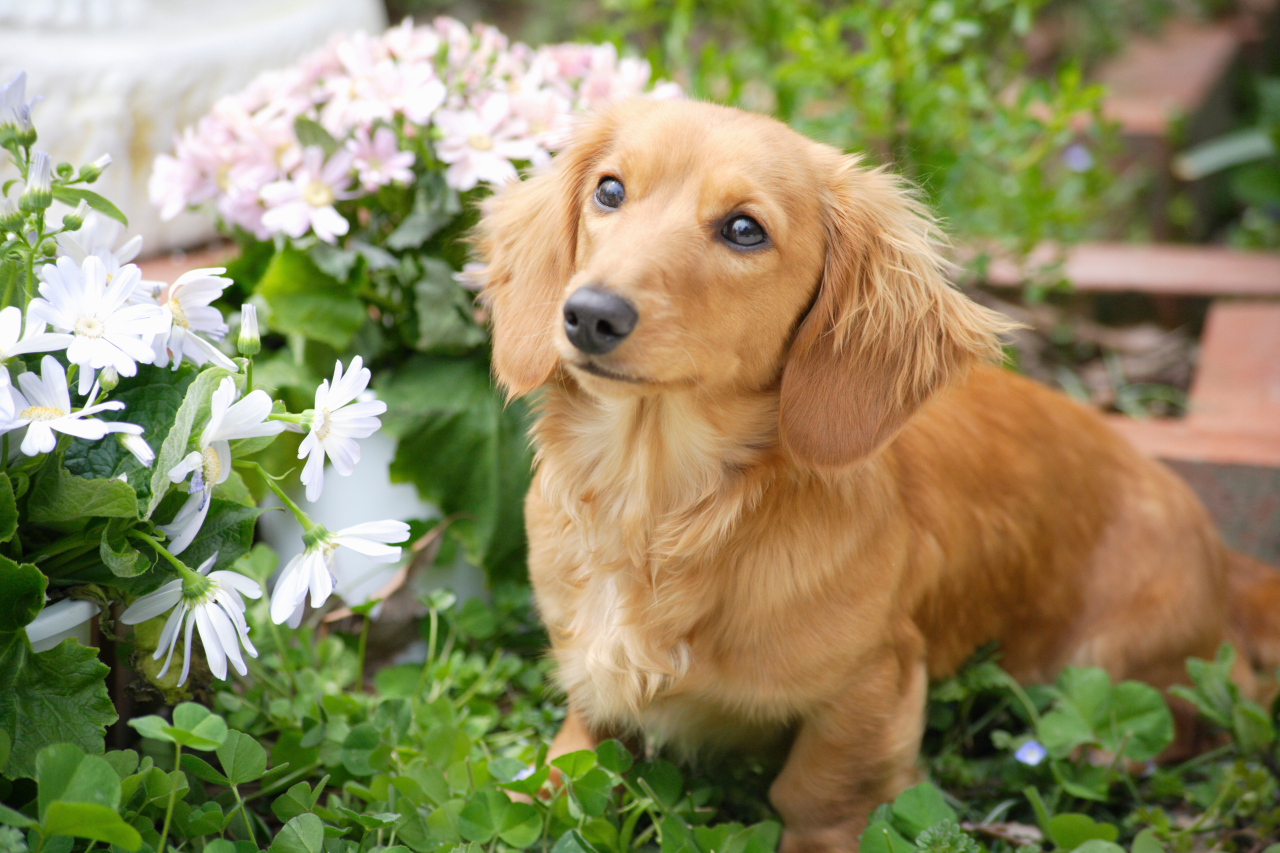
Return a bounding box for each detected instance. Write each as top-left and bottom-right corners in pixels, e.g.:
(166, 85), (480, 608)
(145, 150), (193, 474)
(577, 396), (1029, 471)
(779, 154), (1014, 467)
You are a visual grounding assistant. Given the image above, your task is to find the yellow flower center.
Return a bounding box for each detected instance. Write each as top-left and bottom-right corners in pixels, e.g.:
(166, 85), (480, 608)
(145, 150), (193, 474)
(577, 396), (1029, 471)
(314, 407), (332, 440)
(75, 316), (104, 338)
(303, 180), (334, 207)
(202, 445), (221, 485)
(168, 297), (189, 329)
(20, 405), (65, 421)
(216, 163), (233, 192)
(468, 133), (494, 152)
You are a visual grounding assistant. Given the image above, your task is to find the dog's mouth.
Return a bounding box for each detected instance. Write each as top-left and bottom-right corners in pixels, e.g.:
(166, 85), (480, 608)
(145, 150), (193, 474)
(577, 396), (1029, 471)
(570, 360), (648, 384)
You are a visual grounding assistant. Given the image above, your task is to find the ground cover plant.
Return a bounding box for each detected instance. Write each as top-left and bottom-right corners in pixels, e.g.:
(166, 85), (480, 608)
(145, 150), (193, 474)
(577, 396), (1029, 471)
(1, 9), (1278, 853)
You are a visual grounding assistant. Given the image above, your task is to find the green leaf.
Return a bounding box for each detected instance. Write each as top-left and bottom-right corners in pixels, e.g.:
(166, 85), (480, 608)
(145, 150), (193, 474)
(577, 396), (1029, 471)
(130, 703), (227, 750)
(270, 813), (326, 853)
(635, 760), (682, 810)
(550, 829), (599, 853)
(859, 822), (916, 853)
(1046, 814), (1117, 850)
(42, 802), (141, 851)
(36, 743), (121, 821)
(64, 366), (194, 509)
(595, 739), (633, 775)
(413, 258), (486, 353)
(0, 555), (46, 632)
(257, 247), (365, 349)
(217, 729), (268, 785)
(293, 118), (340, 158)
(0, 728), (9, 773)
(1101, 681), (1173, 762)
(551, 749), (596, 781)
(570, 767), (611, 818)
(0, 632), (114, 779)
(891, 783), (957, 840)
(1231, 700), (1276, 754)
(99, 519), (152, 578)
(178, 499), (266, 574)
(340, 722), (385, 776)
(382, 354), (533, 581)
(0, 473), (17, 543)
(387, 175), (461, 250)
(180, 754), (230, 786)
(27, 463), (137, 523)
(50, 186), (127, 226)
(146, 366), (235, 519)
(1130, 828), (1163, 853)
(1070, 842), (1124, 853)
(0, 802), (36, 828)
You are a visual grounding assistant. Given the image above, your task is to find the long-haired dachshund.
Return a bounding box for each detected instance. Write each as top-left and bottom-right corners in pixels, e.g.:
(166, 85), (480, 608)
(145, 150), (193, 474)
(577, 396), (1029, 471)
(475, 99), (1280, 852)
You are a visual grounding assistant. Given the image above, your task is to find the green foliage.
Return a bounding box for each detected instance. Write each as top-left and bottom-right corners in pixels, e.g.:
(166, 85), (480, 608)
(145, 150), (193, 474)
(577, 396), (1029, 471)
(590, 0), (1116, 272)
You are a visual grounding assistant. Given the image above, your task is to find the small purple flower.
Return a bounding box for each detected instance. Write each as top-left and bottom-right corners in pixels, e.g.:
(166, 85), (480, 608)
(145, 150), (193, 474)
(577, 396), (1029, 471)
(1062, 143), (1094, 173)
(1015, 740), (1047, 766)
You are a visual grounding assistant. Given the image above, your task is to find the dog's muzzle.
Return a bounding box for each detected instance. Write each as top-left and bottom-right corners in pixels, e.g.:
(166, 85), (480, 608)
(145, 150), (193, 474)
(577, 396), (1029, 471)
(563, 287), (638, 355)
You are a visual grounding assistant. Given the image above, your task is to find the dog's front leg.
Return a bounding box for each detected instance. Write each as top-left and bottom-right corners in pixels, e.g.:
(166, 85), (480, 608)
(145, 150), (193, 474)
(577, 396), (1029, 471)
(771, 635), (928, 853)
(548, 705), (602, 762)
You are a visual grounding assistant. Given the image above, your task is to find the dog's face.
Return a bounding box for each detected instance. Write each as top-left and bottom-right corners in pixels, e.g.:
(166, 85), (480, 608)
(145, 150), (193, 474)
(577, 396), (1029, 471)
(478, 99), (1008, 465)
(549, 104), (829, 396)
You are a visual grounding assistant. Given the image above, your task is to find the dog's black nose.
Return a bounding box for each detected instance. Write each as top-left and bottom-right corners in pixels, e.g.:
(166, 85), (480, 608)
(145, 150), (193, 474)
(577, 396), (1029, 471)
(563, 287), (638, 355)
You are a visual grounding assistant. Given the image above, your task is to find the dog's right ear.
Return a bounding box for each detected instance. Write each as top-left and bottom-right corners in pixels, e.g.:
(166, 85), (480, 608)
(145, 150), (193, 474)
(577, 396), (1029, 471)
(475, 115), (613, 398)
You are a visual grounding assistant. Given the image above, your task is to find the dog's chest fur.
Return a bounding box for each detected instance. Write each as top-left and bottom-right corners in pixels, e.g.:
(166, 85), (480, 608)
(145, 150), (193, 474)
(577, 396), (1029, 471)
(528, 386), (787, 737)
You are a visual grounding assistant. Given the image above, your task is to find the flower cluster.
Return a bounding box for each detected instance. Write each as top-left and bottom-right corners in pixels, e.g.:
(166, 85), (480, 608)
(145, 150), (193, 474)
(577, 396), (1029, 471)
(3, 67), (412, 687)
(150, 16), (681, 240)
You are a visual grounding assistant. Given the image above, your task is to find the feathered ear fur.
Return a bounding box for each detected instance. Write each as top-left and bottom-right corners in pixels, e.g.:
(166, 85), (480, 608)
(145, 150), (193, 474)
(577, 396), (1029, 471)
(475, 114), (615, 398)
(778, 154), (1015, 467)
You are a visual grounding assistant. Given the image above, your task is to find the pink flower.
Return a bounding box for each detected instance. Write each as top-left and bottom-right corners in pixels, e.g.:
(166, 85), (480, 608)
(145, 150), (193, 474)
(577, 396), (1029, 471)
(433, 94), (541, 191)
(347, 126), (415, 191)
(259, 147), (354, 243)
(383, 17), (442, 62)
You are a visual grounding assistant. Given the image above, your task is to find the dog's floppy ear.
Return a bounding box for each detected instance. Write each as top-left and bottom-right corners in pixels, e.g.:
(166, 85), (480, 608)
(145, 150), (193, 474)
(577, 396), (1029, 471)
(779, 154), (1013, 467)
(475, 115), (613, 398)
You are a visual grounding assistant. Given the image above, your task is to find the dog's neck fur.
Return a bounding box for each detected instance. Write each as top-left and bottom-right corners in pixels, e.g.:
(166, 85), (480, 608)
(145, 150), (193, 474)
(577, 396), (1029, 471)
(534, 378), (781, 573)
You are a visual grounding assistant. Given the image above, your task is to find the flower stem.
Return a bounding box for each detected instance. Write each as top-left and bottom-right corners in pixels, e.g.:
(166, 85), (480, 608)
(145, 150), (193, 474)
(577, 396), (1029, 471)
(235, 460), (317, 531)
(157, 742), (181, 853)
(128, 530), (200, 583)
(355, 614), (370, 690)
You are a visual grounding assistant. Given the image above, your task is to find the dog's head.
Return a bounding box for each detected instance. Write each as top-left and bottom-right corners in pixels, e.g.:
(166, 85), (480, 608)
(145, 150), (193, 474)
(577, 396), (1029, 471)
(477, 99), (1010, 466)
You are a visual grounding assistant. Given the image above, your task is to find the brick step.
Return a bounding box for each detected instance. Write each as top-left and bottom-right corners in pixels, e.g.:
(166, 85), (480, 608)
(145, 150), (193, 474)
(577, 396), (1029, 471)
(1107, 301), (1280, 467)
(982, 241), (1280, 296)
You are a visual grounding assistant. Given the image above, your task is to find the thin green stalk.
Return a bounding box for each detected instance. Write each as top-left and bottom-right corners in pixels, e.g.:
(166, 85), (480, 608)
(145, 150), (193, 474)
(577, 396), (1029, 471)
(355, 613), (370, 689)
(157, 742), (182, 853)
(128, 530), (200, 581)
(230, 784), (255, 844)
(414, 606), (440, 695)
(235, 460), (315, 531)
(264, 613), (297, 690)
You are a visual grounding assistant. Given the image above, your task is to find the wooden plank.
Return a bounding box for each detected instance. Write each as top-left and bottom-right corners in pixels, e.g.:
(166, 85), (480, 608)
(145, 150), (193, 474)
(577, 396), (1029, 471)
(980, 242), (1280, 296)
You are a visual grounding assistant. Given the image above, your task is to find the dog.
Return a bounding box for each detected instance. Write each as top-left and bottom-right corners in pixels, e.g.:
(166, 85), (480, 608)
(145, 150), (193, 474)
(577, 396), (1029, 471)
(475, 98), (1280, 852)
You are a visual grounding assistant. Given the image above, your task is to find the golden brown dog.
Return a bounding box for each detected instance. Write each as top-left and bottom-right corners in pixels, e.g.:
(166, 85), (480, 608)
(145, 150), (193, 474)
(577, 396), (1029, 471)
(475, 99), (1280, 852)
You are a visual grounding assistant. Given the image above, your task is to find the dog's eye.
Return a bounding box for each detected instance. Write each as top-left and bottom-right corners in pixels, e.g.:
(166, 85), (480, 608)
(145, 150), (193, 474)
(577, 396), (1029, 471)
(722, 215), (767, 247)
(595, 177), (625, 209)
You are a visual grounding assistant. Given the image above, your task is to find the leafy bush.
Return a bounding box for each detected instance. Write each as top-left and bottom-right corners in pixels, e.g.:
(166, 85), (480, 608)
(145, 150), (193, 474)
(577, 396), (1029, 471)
(587, 0), (1117, 278)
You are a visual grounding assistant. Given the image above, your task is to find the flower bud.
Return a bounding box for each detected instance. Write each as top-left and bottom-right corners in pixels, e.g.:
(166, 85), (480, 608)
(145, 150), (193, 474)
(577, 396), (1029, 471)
(78, 153), (112, 184)
(99, 365), (120, 391)
(39, 238), (57, 257)
(119, 431), (154, 466)
(19, 151), (52, 213)
(0, 197), (22, 232)
(55, 162), (73, 180)
(237, 303), (261, 355)
(61, 199), (89, 232)
(0, 72), (39, 147)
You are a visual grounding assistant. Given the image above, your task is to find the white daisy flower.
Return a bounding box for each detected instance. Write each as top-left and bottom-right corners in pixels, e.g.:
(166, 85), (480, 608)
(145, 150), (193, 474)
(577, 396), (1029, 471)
(433, 94), (543, 191)
(28, 256), (167, 395)
(158, 377), (284, 554)
(152, 267), (237, 371)
(25, 598), (99, 653)
(0, 355), (142, 456)
(298, 356), (386, 502)
(119, 553), (262, 685)
(56, 211), (162, 305)
(0, 305), (73, 361)
(269, 519), (409, 626)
